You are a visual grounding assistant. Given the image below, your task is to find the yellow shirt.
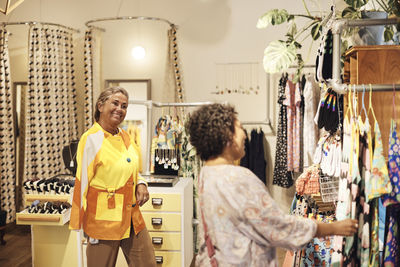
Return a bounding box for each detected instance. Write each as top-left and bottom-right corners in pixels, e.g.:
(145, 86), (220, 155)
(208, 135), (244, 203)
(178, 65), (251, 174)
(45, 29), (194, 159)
(70, 122), (146, 240)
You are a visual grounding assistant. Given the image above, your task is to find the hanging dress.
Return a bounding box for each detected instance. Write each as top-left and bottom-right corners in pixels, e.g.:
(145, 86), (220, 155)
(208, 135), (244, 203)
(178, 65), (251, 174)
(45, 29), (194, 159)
(382, 119), (400, 206)
(273, 74), (293, 187)
(303, 76), (320, 168)
(382, 90), (400, 266)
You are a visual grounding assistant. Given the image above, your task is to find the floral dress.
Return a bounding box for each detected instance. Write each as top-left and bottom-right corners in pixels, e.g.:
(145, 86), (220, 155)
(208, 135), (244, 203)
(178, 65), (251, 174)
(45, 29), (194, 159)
(382, 119), (400, 266)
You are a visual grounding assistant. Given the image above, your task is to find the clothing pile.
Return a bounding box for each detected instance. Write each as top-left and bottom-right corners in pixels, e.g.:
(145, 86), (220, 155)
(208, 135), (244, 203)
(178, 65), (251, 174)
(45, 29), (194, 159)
(23, 175), (75, 195)
(26, 200), (71, 214)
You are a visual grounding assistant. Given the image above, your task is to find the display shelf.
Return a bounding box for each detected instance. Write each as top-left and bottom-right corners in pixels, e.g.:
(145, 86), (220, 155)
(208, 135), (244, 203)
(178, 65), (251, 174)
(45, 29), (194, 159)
(16, 208), (71, 226)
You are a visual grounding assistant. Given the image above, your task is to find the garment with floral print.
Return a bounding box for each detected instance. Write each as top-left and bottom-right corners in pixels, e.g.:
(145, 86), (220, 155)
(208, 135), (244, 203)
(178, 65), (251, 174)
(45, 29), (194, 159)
(382, 120), (400, 206)
(383, 204), (400, 266)
(179, 117), (202, 252)
(196, 165), (317, 267)
(368, 120), (392, 200)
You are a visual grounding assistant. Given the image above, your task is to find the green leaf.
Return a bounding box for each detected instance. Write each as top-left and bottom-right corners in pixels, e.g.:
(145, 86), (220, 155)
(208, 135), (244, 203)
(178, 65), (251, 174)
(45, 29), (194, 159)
(293, 41), (302, 49)
(263, 40), (297, 73)
(287, 20), (297, 36)
(341, 7), (360, 19)
(344, 0), (368, 8)
(311, 23), (321, 40)
(256, 9), (289, 29)
(384, 26), (394, 42)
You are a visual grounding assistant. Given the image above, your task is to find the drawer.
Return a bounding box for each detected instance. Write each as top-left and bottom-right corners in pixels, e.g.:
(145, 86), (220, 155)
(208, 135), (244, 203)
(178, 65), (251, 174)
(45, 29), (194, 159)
(154, 251), (181, 267)
(141, 193), (181, 212)
(143, 213), (181, 231)
(24, 194), (71, 204)
(149, 232), (181, 250)
(16, 208), (71, 226)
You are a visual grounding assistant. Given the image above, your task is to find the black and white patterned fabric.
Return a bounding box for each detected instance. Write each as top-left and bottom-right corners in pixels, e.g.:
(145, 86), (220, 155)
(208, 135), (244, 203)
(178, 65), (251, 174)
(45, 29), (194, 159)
(168, 26), (185, 102)
(23, 26), (78, 187)
(83, 28), (102, 131)
(0, 27), (16, 223)
(84, 30), (94, 131)
(273, 74), (293, 188)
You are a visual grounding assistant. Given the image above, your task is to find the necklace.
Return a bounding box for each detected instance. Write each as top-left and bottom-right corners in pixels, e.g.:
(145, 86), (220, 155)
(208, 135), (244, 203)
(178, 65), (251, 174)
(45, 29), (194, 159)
(68, 142), (78, 168)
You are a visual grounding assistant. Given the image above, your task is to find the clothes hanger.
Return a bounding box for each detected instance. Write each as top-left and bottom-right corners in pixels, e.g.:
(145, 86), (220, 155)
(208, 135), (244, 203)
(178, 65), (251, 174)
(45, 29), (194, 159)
(368, 84), (377, 123)
(361, 84), (368, 121)
(347, 84), (353, 120)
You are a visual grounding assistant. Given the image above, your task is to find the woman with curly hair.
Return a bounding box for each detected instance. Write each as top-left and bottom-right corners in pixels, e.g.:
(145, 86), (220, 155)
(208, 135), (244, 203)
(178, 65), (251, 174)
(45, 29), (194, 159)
(186, 103), (358, 267)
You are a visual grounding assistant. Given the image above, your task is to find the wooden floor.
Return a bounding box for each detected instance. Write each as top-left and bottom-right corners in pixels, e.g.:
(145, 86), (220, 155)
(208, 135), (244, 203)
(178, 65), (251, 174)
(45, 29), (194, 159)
(0, 223), (286, 267)
(0, 224), (32, 267)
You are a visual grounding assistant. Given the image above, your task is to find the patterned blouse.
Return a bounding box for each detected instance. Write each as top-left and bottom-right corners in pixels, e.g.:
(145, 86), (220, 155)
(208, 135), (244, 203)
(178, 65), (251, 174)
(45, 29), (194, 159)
(196, 165), (317, 266)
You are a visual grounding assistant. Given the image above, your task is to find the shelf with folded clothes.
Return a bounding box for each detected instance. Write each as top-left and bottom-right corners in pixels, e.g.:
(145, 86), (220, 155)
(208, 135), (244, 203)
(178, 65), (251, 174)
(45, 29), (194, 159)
(16, 207), (71, 226)
(23, 174), (75, 196)
(16, 199), (72, 226)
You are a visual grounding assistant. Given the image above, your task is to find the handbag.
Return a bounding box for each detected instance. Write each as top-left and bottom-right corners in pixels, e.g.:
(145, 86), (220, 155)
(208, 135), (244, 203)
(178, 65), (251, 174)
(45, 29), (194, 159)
(199, 176), (218, 267)
(200, 208), (218, 267)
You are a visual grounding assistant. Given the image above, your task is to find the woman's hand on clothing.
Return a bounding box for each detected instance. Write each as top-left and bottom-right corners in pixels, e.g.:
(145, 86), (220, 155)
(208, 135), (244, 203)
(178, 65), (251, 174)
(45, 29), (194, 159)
(136, 184), (149, 206)
(315, 218), (358, 237)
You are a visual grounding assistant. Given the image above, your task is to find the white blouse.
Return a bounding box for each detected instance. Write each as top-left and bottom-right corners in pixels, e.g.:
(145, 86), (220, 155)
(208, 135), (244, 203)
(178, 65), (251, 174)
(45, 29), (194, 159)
(196, 165), (317, 266)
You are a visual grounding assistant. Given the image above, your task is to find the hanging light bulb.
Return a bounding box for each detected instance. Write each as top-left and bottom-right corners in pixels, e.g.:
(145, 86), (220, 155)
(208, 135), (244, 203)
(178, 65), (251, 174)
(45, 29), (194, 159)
(131, 46), (146, 60)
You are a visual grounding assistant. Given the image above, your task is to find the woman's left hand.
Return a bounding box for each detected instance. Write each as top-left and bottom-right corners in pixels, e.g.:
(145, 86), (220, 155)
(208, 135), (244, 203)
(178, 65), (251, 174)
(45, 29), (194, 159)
(136, 184), (150, 206)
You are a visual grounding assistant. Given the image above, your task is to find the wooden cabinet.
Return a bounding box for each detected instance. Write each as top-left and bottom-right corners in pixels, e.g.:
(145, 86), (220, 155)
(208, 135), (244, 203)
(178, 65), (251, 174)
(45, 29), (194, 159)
(343, 45), (400, 85)
(343, 45), (400, 158)
(141, 178), (194, 267)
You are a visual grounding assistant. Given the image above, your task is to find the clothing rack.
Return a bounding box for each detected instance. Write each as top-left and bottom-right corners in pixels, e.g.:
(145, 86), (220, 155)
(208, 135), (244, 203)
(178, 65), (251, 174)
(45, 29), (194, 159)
(85, 16), (176, 31)
(128, 100), (214, 175)
(1, 21), (80, 33)
(330, 17), (400, 94)
(242, 120), (275, 135)
(288, 64), (316, 69)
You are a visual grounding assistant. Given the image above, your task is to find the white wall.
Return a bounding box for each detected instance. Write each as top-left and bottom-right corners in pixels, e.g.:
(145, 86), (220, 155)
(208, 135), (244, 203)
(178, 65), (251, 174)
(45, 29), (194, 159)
(1, 0), (333, 211)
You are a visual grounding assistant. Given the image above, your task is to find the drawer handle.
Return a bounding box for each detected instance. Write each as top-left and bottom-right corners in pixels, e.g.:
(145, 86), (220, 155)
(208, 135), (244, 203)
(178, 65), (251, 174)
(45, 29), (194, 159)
(155, 256), (163, 264)
(151, 217), (162, 225)
(152, 198), (163, 206)
(152, 237), (163, 245)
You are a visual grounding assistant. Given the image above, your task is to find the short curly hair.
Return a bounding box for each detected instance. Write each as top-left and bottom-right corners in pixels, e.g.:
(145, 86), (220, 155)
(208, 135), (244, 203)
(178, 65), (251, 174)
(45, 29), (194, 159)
(186, 103), (237, 161)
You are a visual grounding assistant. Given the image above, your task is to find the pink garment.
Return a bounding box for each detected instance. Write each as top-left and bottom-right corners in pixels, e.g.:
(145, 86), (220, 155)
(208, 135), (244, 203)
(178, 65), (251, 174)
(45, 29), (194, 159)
(295, 165), (320, 195)
(196, 165), (317, 267)
(283, 80), (302, 172)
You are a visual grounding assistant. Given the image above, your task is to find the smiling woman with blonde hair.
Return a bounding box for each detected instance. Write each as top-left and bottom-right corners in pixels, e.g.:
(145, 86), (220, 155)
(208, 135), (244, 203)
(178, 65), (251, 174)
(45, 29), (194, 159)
(70, 86), (156, 267)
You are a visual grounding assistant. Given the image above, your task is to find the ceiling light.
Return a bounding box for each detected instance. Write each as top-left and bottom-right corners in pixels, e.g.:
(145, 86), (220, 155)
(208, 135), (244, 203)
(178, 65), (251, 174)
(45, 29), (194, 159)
(131, 46), (146, 60)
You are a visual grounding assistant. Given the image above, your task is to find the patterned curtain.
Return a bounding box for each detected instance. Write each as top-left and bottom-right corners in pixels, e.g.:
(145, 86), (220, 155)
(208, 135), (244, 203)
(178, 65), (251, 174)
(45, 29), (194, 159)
(83, 28), (102, 131)
(168, 25), (185, 102)
(23, 26), (78, 183)
(0, 27), (16, 223)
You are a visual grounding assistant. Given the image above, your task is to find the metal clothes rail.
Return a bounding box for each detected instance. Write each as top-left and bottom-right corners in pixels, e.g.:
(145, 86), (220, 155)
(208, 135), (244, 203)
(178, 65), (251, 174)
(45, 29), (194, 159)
(129, 100), (275, 174)
(242, 120), (275, 135)
(329, 17), (400, 93)
(85, 16), (176, 32)
(1, 21), (80, 33)
(128, 100), (214, 175)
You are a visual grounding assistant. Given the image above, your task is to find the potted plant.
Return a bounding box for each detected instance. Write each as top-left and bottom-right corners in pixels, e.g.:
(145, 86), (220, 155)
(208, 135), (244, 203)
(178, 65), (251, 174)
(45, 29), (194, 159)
(257, 0), (400, 79)
(341, 0), (400, 44)
(256, 4), (324, 81)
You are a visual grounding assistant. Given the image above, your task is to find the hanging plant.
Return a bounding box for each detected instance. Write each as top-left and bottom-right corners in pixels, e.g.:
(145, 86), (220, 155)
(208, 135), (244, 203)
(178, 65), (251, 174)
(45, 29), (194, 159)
(257, 5), (322, 81)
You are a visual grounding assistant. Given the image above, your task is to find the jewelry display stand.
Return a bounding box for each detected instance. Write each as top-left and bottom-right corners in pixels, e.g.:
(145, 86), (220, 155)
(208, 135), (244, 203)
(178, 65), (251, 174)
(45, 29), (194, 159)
(16, 140), (79, 267)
